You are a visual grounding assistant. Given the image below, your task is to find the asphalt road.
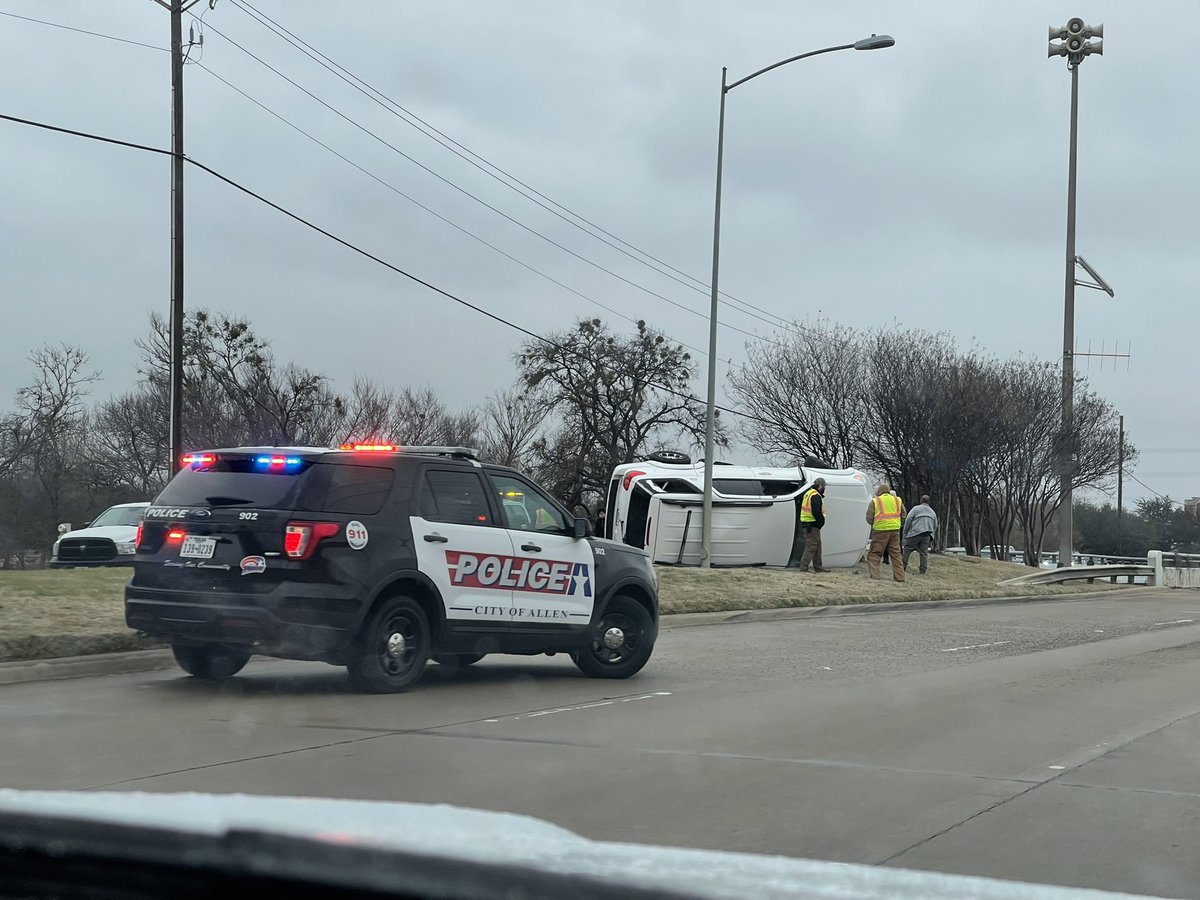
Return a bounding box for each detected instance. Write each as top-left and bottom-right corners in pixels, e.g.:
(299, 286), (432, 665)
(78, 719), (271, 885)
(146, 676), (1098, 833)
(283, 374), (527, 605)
(4, 588), (1200, 897)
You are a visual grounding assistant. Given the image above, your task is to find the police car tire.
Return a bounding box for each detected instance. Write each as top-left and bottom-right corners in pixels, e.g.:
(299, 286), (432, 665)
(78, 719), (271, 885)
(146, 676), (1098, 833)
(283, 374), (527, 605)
(572, 595), (655, 679)
(171, 642), (251, 681)
(346, 595), (432, 693)
(433, 653), (486, 668)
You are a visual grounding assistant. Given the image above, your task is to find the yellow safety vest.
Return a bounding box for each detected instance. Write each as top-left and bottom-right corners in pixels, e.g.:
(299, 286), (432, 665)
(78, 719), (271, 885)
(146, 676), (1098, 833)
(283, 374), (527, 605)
(873, 494), (903, 531)
(800, 488), (821, 524)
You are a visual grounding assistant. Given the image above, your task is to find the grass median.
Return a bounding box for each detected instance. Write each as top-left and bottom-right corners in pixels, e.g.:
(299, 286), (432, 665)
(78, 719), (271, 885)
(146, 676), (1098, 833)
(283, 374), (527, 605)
(655, 554), (1121, 615)
(0, 555), (1122, 663)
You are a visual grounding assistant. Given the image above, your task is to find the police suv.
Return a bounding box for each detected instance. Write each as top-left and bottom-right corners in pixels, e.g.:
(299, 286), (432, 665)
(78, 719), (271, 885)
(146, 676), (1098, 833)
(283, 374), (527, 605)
(125, 445), (658, 693)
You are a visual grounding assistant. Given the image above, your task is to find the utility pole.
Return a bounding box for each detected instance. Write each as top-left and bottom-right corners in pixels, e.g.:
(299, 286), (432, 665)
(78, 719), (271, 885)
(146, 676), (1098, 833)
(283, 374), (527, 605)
(1117, 414), (1125, 549)
(1047, 17), (1103, 568)
(155, 0), (202, 472)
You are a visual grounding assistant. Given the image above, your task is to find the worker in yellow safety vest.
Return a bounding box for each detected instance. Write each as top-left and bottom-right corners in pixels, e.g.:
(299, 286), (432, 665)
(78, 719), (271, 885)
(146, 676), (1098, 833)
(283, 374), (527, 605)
(865, 483), (905, 582)
(795, 477), (828, 572)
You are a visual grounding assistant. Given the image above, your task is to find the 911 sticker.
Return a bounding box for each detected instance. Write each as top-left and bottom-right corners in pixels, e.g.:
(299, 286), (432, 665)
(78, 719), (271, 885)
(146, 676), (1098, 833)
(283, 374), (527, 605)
(346, 521), (369, 550)
(446, 551), (592, 597)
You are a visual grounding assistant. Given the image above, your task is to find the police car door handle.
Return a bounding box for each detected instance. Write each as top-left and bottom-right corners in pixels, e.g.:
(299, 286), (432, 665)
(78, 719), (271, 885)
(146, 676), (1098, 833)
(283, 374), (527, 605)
(521, 542), (542, 552)
(424, 533), (448, 543)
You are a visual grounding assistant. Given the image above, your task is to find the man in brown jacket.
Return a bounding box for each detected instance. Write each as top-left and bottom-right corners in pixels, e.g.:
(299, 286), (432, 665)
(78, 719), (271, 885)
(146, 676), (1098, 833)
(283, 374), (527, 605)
(866, 483), (905, 582)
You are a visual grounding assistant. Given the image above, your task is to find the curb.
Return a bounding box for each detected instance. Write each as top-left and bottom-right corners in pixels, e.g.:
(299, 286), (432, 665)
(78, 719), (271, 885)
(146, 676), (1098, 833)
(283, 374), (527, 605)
(661, 587), (1154, 628)
(0, 648), (176, 686)
(0, 587), (1156, 686)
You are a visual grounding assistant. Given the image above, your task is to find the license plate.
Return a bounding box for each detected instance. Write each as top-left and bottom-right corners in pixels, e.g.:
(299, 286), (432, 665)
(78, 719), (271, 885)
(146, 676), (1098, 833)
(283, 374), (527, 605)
(180, 536), (217, 559)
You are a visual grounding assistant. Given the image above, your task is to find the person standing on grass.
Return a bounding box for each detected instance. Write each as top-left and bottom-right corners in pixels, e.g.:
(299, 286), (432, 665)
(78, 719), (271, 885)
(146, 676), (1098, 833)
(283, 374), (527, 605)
(866, 483), (905, 582)
(797, 477), (828, 572)
(902, 494), (938, 575)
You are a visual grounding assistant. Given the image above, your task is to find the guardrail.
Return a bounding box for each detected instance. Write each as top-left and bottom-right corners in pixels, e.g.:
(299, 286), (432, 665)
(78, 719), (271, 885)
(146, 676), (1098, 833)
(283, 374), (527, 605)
(998, 564), (1152, 587)
(998, 550), (1200, 589)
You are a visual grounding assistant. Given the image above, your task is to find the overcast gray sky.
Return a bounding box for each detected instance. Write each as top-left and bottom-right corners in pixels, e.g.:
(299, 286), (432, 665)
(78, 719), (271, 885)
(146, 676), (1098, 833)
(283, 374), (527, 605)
(0, 2), (1193, 505)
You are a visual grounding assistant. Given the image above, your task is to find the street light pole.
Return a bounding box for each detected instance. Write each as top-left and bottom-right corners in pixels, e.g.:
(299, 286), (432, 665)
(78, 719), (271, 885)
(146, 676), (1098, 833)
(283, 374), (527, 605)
(699, 35), (895, 568)
(701, 66), (727, 570)
(1048, 18), (1103, 568)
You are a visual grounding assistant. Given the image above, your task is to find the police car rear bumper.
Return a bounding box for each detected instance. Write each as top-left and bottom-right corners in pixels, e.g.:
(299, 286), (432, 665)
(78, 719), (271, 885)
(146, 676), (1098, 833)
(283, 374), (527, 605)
(124, 585), (357, 662)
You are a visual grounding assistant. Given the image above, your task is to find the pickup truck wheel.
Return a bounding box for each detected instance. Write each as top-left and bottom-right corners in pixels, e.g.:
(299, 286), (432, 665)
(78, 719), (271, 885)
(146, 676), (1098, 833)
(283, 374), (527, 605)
(347, 596), (431, 693)
(572, 596), (655, 679)
(171, 642), (251, 681)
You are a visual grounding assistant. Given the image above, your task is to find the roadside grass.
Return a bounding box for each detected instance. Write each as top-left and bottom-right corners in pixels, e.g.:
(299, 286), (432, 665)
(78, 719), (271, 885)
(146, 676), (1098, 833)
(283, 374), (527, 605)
(0, 555), (1125, 662)
(656, 554), (1122, 614)
(0, 568), (158, 662)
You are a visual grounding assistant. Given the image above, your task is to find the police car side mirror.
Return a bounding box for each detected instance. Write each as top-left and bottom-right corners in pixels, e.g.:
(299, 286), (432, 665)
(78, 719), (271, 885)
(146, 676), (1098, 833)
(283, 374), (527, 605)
(573, 517), (589, 540)
(57, 523), (72, 535)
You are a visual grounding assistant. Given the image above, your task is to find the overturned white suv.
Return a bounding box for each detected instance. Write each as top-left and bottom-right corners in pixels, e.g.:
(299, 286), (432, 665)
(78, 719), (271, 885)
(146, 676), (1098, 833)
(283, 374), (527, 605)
(605, 452), (871, 568)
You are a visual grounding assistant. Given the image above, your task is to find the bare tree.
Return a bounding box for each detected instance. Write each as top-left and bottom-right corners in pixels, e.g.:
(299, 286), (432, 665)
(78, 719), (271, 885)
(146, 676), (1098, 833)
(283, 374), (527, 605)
(516, 318), (715, 506)
(478, 387), (550, 468)
(729, 324), (865, 467)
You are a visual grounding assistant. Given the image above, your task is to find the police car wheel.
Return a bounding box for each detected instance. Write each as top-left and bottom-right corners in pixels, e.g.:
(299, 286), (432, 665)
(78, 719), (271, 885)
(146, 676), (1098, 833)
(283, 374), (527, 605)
(347, 596), (431, 693)
(432, 653), (485, 668)
(171, 642), (251, 681)
(572, 596), (655, 679)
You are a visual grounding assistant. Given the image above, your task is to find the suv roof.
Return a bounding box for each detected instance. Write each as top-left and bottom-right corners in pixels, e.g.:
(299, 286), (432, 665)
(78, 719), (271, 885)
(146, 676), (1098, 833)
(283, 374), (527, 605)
(196, 445), (481, 461)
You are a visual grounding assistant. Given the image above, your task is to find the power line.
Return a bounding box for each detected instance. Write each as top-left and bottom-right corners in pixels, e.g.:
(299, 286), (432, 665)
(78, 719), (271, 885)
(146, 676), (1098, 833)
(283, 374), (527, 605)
(192, 61), (729, 366)
(0, 9), (166, 51)
(1126, 473), (1184, 506)
(227, 0), (803, 336)
(189, 13), (786, 349)
(0, 110), (762, 427)
(0, 5), (729, 362)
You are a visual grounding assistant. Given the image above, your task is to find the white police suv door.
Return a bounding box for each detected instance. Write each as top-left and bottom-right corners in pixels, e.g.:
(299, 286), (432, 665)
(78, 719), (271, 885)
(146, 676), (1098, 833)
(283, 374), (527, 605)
(485, 471), (596, 627)
(410, 467), (515, 622)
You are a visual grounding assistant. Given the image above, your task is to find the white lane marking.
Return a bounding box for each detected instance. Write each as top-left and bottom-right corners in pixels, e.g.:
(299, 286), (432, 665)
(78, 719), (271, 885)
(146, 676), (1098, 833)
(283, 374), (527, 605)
(1151, 619), (1195, 627)
(939, 632), (993, 638)
(938, 640), (1012, 653)
(1094, 629), (1105, 633)
(499, 692), (672, 722)
(819, 666), (832, 670)
(1049, 765), (1067, 770)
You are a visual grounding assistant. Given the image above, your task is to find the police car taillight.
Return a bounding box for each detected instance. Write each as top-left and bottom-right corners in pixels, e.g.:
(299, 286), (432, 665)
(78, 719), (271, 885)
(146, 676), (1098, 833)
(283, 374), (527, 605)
(135, 522), (144, 549)
(284, 521), (340, 559)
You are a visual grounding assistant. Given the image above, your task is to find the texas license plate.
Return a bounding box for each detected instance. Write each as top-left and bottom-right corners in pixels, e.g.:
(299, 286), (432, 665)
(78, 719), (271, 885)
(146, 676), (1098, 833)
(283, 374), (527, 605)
(179, 536), (217, 559)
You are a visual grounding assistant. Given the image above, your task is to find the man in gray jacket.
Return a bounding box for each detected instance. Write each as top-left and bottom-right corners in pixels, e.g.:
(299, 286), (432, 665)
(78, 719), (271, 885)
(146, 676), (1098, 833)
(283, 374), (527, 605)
(902, 495), (939, 575)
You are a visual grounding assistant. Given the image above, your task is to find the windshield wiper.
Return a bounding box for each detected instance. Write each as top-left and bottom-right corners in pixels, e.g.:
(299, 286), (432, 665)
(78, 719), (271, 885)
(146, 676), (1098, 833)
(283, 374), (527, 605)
(203, 496), (254, 507)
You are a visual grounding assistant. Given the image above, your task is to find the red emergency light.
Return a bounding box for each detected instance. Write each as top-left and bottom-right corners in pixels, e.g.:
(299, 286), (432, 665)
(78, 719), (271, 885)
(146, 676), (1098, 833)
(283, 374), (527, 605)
(181, 453), (216, 468)
(339, 443), (397, 452)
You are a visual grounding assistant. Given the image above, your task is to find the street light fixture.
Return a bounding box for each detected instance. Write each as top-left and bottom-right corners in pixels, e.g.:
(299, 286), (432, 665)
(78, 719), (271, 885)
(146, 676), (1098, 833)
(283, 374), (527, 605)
(1047, 17), (1104, 568)
(700, 34), (894, 569)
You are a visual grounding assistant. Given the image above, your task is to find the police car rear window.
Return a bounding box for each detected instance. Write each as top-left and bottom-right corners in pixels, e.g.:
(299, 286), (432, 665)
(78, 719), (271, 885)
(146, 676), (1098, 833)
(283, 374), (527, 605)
(155, 459), (318, 510)
(322, 464), (394, 515)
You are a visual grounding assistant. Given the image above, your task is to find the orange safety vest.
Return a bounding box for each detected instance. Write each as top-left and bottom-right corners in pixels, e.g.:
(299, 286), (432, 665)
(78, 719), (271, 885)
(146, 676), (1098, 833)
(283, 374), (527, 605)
(800, 488), (821, 523)
(872, 494), (903, 531)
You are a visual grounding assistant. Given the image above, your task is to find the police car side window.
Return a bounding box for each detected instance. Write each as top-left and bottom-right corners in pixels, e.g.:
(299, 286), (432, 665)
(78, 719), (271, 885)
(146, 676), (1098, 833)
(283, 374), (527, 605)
(420, 470), (492, 526)
(490, 474), (567, 533)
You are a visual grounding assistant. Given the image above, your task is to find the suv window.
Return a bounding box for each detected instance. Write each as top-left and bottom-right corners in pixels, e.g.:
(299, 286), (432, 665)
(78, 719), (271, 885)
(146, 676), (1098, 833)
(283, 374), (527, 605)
(321, 464), (394, 515)
(155, 460), (318, 509)
(418, 469), (493, 526)
(490, 473), (567, 533)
